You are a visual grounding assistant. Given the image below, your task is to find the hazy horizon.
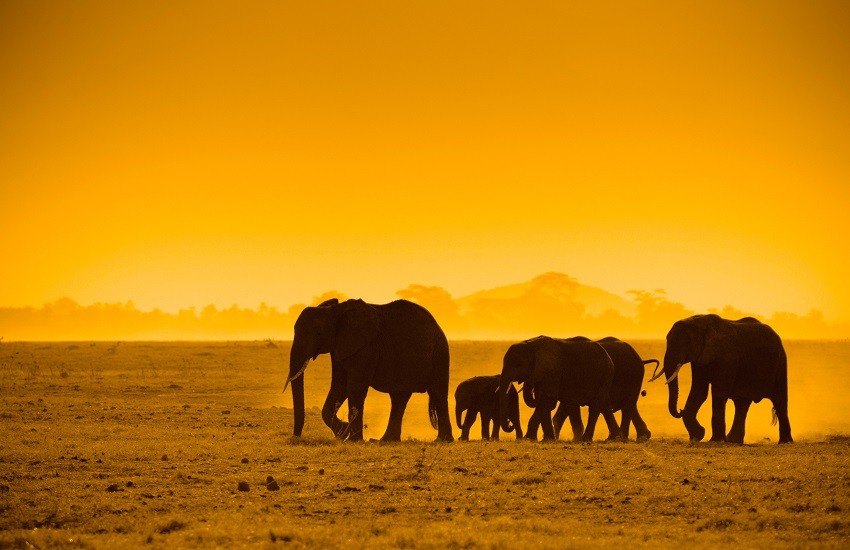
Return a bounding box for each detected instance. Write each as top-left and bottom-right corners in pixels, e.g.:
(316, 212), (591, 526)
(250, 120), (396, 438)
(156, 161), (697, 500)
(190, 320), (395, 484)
(1, 272), (845, 341)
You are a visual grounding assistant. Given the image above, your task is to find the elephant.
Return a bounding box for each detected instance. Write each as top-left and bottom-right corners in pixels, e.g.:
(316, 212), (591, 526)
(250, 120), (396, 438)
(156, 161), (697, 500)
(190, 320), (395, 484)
(284, 298), (454, 442)
(650, 314), (792, 444)
(454, 375), (523, 441)
(525, 337), (657, 441)
(498, 336), (620, 441)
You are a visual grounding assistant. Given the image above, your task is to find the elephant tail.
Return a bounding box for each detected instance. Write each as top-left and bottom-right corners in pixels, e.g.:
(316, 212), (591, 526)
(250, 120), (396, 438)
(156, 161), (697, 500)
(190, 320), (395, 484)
(771, 407), (778, 426)
(455, 405), (464, 430)
(643, 359), (661, 381)
(429, 397), (440, 430)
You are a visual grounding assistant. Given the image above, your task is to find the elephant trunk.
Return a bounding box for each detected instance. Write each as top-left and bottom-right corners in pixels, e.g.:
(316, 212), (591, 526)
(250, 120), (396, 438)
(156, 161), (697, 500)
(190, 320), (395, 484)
(664, 355), (684, 419)
(287, 345), (311, 437)
(498, 379), (514, 433)
(291, 373), (305, 436)
(522, 381), (536, 408)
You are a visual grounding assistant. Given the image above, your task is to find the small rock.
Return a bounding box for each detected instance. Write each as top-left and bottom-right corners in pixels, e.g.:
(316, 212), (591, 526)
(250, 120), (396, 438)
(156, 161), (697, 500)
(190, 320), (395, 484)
(266, 475), (275, 484)
(266, 480), (280, 491)
(106, 484), (120, 492)
(237, 481), (250, 492)
(161, 454), (168, 461)
(126, 481), (136, 488)
(241, 458), (249, 464)
(682, 478), (690, 485)
(318, 468), (325, 475)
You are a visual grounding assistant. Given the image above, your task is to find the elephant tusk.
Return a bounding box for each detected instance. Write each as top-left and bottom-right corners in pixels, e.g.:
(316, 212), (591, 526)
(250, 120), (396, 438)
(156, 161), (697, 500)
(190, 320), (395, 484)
(648, 368), (664, 383)
(665, 363), (684, 385)
(283, 359), (310, 393)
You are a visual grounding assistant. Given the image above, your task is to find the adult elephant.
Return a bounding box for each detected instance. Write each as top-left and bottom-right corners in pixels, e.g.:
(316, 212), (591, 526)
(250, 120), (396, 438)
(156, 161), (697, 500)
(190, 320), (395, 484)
(651, 314), (792, 444)
(455, 375), (523, 441)
(284, 298), (454, 442)
(498, 336), (620, 441)
(525, 337), (657, 441)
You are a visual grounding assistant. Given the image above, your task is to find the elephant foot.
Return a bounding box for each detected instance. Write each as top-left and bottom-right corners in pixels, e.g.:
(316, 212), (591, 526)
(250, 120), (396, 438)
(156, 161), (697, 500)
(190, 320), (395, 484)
(380, 434), (402, 443)
(435, 434), (454, 442)
(709, 434), (727, 443)
(636, 430), (651, 442)
(458, 435), (469, 442)
(726, 432), (744, 444)
(688, 425), (706, 442)
(779, 436), (794, 444)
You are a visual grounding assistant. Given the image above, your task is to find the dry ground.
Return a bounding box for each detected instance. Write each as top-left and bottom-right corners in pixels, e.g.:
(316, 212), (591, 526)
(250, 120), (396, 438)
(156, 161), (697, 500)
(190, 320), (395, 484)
(0, 341), (848, 548)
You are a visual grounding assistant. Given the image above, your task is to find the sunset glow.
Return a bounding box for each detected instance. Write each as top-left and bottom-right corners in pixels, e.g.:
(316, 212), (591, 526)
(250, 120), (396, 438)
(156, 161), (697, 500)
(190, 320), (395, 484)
(2, 2), (849, 338)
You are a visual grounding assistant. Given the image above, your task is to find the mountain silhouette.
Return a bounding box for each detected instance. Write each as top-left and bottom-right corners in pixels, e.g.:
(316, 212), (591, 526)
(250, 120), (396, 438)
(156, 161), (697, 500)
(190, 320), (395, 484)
(456, 272), (636, 318)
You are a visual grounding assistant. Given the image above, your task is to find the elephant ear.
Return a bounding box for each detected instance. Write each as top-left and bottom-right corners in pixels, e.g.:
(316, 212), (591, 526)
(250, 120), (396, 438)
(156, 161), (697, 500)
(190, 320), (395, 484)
(696, 314), (731, 365)
(333, 299), (380, 361)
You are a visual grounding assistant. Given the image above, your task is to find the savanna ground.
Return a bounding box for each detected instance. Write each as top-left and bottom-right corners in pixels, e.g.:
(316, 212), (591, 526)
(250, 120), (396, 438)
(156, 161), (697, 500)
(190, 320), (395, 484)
(0, 341), (848, 548)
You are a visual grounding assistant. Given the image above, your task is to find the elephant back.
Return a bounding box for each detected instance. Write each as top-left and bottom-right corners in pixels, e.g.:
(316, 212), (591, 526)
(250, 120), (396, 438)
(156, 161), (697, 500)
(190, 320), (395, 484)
(370, 300), (450, 393)
(597, 338), (644, 406)
(554, 338), (615, 405)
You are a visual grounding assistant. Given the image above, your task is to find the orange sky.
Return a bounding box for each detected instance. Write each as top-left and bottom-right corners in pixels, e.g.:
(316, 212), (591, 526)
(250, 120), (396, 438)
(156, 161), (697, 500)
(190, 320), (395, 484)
(2, 1), (849, 326)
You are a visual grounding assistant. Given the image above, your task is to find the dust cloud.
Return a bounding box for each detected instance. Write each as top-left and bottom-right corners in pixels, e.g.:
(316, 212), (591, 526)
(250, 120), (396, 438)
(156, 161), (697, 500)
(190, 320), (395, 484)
(297, 341), (850, 443)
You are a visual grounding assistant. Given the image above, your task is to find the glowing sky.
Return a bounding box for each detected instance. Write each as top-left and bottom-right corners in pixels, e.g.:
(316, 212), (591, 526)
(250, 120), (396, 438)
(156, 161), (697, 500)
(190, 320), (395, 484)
(2, 1), (849, 323)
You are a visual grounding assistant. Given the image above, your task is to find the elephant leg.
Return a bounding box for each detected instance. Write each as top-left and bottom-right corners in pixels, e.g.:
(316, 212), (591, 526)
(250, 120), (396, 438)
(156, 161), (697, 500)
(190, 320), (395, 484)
(538, 407), (556, 440)
(431, 393), (454, 442)
(321, 373), (350, 438)
(602, 409), (621, 441)
(583, 405), (601, 442)
(552, 402), (569, 439)
(525, 410), (540, 441)
(487, 411), (501, 441)
(458, 408), (474, 441)
(619, 405), (635, 441)
(772, 398), (793, 444)
(480, 409), (492, 440)
(631, 408), (651, 441)
(709, 391), (728, 442)
(683, 378), (709, 442)
(344, 381), (369, 442)
(380, 392), (412, 442)
(726, 398), (750, 444)
(563, 405), (583, 442)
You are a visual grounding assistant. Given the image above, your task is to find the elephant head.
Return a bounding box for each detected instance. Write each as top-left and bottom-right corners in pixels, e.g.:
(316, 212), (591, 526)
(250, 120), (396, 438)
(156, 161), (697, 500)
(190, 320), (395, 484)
(498, 341), (535, 432)
(658, 314), (728, 438)
(285, 298), (379, 436)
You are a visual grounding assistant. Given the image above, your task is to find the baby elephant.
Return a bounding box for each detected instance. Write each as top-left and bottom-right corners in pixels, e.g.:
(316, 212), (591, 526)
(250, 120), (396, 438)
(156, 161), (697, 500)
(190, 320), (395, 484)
(455, 375), (523, 441)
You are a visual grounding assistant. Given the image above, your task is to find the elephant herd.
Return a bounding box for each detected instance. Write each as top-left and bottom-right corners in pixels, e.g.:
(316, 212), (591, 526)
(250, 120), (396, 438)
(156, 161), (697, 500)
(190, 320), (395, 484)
(285, 298), (793, 445)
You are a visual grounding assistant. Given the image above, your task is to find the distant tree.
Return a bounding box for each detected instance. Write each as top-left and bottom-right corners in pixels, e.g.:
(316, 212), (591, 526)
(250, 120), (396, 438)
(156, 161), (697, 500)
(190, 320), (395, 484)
(396, 284), (463, 332)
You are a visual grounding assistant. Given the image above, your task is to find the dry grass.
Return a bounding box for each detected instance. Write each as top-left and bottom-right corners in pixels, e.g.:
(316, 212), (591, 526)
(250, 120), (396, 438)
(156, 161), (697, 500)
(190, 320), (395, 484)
(0, 341), (848, 548)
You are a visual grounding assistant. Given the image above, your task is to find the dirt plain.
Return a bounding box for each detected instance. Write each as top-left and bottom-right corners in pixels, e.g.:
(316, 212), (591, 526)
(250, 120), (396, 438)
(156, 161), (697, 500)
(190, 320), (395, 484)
(0, 340), (848, 548)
